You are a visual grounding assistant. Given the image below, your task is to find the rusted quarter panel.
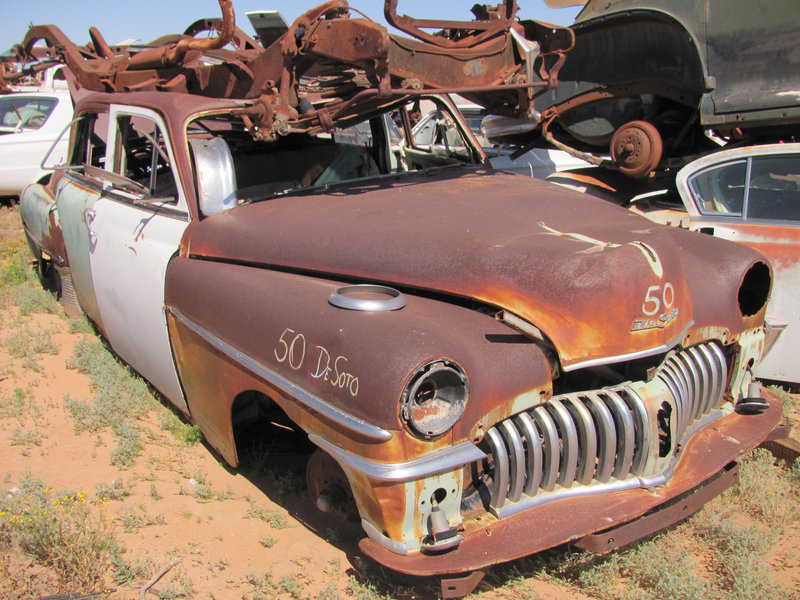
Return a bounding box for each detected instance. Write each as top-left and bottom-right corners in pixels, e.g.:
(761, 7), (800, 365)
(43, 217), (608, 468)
(18, 183), (67, 266)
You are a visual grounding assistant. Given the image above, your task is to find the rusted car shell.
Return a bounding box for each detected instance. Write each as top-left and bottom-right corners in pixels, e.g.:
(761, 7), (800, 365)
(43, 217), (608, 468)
(181, 169), (770, 370)
(165, 255), (554, 465)
(14, 1), (784, 582)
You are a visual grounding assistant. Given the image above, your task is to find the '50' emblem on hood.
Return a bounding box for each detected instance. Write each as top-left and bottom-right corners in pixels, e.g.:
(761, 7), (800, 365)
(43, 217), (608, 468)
(631, 283), (679, 332)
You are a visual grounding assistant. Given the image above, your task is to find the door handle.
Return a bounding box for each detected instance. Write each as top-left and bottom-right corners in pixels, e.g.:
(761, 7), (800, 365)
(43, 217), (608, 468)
(83, 208), (97, 243)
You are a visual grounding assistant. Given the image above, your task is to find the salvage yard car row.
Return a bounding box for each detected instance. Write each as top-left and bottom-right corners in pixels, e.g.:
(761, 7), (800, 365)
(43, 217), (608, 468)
(5, 0), (793, 596)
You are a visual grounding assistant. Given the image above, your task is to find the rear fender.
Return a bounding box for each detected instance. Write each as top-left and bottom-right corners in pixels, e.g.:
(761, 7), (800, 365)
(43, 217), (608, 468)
(19, 183), (68, 266)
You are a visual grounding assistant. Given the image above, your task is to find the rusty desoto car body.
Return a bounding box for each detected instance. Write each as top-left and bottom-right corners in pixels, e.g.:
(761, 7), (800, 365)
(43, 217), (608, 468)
(533, 0), (800, 178)
(629, 143), (800, 385)
(16, 0), (785, 593)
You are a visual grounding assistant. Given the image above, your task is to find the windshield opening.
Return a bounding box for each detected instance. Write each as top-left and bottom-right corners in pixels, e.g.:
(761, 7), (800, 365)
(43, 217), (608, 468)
(188, 96), (479, 216)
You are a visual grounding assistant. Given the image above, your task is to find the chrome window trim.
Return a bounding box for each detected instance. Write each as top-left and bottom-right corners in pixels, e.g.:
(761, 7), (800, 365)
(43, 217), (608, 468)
(62, 171), (190, 222)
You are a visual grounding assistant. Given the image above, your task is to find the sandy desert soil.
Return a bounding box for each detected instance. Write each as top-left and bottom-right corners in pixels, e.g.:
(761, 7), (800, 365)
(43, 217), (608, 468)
(1, 200), (799, 600)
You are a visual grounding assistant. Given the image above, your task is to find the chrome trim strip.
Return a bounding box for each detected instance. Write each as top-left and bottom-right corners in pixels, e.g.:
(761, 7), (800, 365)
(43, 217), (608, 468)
(585, 392), (616, 483)
(168, 307), (393, 443)
(692, 346), (712, 416)
(566, 397), (597, 485)
(674, 355), (696, 431)
(515, 412), (542, 495)
(533, 407), (559, 491)
(493, 477), (642, 519)
(625, 388), (651, 476)
(669, 355), (688, 434)
(500, 420), (525, 503)
(309, 435), (486, 482)
(562, 322), (693, 372)
(604, 390), (635, 480)
(549, 399), (578, 487)
(681, 351), (702, 423)
(707, 343), (727, 409)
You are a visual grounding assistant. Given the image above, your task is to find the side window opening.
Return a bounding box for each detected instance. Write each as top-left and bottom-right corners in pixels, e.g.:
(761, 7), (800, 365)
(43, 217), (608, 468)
(0, 96), (57, 130)
(188, 113), (398, 216)
(114, 115), (178, 202)
(188, 98), (479, 217)
(69, 112), (108, 170)
(689, 160), (747, 216)
(746, 155), (800, 222)
(404, 99), (476, 168)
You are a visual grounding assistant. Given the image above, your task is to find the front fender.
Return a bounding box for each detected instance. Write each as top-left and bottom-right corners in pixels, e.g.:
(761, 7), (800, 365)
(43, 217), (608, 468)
(164, 256), (554, 465)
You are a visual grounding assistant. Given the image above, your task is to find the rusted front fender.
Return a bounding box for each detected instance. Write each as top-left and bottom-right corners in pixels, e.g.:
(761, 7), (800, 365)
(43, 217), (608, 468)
(164, 256), (554, 463)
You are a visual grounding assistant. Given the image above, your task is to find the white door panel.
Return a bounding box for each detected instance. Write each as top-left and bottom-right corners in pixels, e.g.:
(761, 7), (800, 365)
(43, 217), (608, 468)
(87, 104), (190, 412)
(89, 199), (189, 410)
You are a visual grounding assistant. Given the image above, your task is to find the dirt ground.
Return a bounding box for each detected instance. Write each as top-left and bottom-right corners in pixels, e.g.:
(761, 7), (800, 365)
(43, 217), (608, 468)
(1, 200), (799, 599)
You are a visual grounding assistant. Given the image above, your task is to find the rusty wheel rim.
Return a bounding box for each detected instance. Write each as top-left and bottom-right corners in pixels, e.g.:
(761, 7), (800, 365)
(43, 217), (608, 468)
(610, 120), (663, 178)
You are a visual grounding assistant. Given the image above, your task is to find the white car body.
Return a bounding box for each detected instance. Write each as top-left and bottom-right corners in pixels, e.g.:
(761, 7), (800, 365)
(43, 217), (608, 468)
(0, 69), (73, 196)
(630, 143), (800, 384)
(674, 144), (800, 384)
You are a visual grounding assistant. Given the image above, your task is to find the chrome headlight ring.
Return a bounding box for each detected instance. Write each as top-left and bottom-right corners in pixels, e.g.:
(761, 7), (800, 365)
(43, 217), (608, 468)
(400, 360), (468, 439)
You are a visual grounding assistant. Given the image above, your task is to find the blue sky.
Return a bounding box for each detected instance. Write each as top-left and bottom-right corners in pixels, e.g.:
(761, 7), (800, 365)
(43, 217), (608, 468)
(2, 1), (582, 54)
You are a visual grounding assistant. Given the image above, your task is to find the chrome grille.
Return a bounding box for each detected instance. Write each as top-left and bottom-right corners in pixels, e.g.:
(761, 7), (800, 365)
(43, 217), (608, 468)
(484, 342), (727, 516)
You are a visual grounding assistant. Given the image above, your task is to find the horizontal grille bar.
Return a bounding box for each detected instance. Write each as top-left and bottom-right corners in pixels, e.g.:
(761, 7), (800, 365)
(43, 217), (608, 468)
(485, 342), (727, 515)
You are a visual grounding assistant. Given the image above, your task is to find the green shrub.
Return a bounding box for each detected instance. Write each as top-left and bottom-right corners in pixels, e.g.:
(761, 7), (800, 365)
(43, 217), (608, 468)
(0, 476), (116, 591)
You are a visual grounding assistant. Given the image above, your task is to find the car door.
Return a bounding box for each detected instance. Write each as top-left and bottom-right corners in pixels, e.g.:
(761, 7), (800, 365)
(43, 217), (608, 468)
(54, 111), (110, 328)
(86, 105), (190, 412)
(677, 148), (800, 383)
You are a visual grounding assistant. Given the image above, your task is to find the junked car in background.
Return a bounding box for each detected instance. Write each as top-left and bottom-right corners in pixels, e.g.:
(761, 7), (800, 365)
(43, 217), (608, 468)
(0, 65), (73, 196)
(411, 99), (590, 180)
(534, 0), (800, 178)
(629, 144), (800, 385)
(14, 0), (785, 595)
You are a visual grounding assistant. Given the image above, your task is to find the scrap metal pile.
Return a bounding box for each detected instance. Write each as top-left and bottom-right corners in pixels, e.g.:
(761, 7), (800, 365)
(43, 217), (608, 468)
(10, 0), (573, 140)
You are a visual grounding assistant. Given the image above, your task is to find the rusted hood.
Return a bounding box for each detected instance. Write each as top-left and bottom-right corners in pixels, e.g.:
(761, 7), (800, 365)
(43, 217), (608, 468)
(182, 168), (764, 369)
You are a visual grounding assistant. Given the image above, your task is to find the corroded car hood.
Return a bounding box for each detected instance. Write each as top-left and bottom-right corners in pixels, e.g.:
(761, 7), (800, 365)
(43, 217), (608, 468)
(182, 168), (764, 370)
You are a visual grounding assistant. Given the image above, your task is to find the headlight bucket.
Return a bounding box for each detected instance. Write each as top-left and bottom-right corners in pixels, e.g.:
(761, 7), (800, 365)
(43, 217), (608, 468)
(401, 360), (468, 438)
